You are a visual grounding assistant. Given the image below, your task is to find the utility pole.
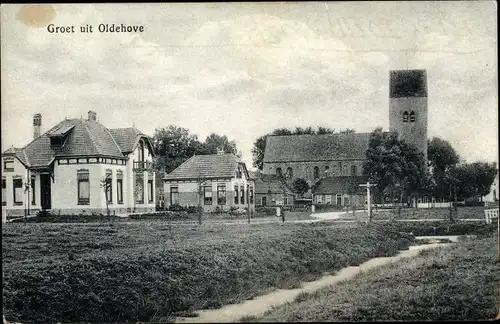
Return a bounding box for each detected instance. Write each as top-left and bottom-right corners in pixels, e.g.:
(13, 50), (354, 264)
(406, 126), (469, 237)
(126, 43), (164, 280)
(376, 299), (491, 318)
(360, 181), (377, 223)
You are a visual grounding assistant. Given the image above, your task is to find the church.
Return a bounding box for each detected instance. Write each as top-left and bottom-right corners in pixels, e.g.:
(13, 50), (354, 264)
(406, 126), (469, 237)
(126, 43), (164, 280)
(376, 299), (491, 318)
(258, 69), (429, 207)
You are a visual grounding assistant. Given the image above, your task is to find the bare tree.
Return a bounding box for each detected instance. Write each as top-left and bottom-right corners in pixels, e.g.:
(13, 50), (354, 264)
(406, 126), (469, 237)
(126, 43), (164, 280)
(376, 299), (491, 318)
(195, 177), (206, 225)
(99, 174), (112, 222)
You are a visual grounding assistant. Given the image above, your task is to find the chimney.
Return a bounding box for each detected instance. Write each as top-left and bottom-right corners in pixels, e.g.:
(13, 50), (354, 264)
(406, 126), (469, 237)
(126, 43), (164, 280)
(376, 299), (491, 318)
(88, 110), (97, 122)
(33, 113), (41, 139)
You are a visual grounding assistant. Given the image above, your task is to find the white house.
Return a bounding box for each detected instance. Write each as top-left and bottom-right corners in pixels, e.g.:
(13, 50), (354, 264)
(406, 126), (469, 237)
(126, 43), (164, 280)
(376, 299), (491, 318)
(163, 153), (255, 213)
(1, 111), (156, 219)
(483, 171), (499, 203)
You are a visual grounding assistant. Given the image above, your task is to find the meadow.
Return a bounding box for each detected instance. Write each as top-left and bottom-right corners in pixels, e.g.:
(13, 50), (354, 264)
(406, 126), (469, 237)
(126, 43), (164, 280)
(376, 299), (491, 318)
(245, 235), (500, 322)
(3, 221), (413, 323)
(343, 206), (491, 220)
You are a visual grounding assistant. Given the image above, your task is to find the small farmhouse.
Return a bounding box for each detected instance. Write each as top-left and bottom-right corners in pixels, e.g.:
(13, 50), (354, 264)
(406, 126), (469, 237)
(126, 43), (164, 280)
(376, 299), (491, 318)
(252, 172), (295, 207)
(311, 176), (368, 207)
(163, 153), (255, 213)
(1, 111), (156, 218)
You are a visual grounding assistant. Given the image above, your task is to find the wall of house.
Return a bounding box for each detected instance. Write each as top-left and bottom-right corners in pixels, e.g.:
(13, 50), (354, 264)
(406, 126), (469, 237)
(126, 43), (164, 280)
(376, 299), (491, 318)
(255, 192), (295, 207)
(2, 155), (30, 217)
(312, 193), (365, 207)
(126, 138), (156, 213)
(263, 160), (365, 185)
(164, 177), (255, 213)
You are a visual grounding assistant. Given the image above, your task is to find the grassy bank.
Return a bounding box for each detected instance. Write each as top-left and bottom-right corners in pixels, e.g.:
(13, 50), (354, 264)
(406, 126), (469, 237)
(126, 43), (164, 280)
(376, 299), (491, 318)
(383, 220), (497, 236)
(245, 235), (500, 322)
(3, 222), (413, 323)
(344, 206), (490, 220)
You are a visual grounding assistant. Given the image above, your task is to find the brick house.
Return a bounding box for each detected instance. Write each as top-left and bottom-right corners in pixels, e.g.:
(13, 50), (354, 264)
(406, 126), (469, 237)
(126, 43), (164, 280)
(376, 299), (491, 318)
(253, 172), (295, 207)
(163, 153), (255, 213)
(1, 111), (156, 218)
(311, 176), (368, 207)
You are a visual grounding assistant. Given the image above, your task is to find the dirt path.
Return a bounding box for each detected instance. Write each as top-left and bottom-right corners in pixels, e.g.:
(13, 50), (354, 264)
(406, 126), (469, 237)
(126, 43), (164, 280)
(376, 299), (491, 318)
(175, 242), (453, 323)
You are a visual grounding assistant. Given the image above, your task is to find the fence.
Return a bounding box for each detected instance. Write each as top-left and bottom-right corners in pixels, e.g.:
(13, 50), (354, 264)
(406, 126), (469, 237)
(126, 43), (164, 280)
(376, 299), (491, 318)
(484, 209), (499, 224)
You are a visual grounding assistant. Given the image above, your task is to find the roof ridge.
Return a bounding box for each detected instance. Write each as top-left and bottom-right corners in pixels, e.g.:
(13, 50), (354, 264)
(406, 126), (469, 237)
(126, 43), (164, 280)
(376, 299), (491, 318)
(104, 126), (125, 156)
(83, 120), (102, 155)
(22, 149), (30, 167)
(166, 154), (197, 175)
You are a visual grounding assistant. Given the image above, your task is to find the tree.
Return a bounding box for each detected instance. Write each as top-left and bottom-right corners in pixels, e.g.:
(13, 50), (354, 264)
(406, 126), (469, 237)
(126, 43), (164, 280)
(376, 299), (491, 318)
(362, 128), (427, 205)
(453, 162), (498, 202)
(152, 126), (204, 174)
(427, 137), (460, 198)
(194, 177), (206, 225)
(202, 133), (240, 157)
(153, 126), (241, 174)
(292, 178), (310, 197)
(99, 174), (112, 222)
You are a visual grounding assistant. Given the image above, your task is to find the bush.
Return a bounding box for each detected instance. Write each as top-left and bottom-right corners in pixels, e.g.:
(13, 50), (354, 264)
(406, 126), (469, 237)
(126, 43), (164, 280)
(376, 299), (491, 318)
(3, 223), (414, 323)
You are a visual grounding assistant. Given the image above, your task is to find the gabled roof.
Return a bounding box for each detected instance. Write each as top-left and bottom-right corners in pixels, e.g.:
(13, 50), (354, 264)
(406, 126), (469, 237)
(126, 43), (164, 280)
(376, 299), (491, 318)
(311, 176), (368, 195)
(253, 174), (294, 194)
(2, 118), (152, 168)
(2, 147), (29, 167)
(263, 133), (371, 163)
(108, 127), (151, 154)
(164, 154), (248, 181)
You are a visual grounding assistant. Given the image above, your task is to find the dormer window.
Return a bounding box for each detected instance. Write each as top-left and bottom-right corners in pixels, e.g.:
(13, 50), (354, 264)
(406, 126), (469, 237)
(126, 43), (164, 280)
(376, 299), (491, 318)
(48, 124), (74, 148)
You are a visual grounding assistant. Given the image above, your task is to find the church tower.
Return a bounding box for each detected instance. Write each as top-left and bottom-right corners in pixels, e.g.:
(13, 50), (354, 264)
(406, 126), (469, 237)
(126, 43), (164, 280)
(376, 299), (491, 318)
(389, 69), (428, 161)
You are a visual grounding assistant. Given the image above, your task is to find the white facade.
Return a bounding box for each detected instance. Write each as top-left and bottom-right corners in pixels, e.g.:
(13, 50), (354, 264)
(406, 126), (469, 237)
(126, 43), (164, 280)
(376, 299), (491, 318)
(1, 138), (156, 219)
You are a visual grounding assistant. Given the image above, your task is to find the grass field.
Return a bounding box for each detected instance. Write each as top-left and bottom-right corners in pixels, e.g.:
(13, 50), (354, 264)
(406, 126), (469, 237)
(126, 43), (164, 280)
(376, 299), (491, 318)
(244, 235), (500, 322)
(2, 221), (413, 323)
(342, 206), (491, 220)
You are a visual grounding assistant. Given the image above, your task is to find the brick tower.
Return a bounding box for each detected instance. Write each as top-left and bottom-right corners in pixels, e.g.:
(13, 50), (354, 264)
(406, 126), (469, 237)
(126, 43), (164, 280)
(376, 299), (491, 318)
(389, 69), (428, 161)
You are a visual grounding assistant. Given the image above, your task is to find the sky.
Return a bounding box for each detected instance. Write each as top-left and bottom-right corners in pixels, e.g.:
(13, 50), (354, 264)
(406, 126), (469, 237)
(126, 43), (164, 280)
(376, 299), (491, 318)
(1, 2), (497, 170)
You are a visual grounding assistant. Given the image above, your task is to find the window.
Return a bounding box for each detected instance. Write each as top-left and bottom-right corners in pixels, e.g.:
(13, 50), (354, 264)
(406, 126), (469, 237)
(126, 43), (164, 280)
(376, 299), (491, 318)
(276, 167), (282, 177)
(148, 179), (154, 202)
(50, 137), (64, 147)
(117, 171), (123, 204)
(249, 186), (254, 204)
(4, 160), (14, 172)
(77, 170), (90, 205)
(138, 140), (145, 162)
(31, 176), (36, 205)
(343, 165), (348, 175)
(2, 178), (6, 206)
(283, 197), (288, 205)
(261, 196), (267, 206)
(234, 185), (238, 204)
(403, 111), (409, 122)
(325, 195), (332, 204)
(105, 169), (113, 203)
(13, 178), (23, 205)
(338, 162), (343, 175)
(325, 166), (330, 178)
(286, 167), (293, 179)
(204, 186), (212, 205)
(314, 166), (320, 179)
(336, 194), (342, 205)
(217, 184), (226, 205)
(315, 195), (323, 204)
(236, 167), (242, 178)
(240, 186), (245, 204)
(135, 174), (144, 204)
(350, 165), (357, 176)
(170, 186), (179, 205)
(409, 110), (416, 122)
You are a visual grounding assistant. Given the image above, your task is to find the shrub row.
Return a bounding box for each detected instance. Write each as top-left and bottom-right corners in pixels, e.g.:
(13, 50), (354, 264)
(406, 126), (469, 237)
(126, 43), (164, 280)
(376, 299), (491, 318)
(386, 220), (497, 236)
(3, 223), (414, 323)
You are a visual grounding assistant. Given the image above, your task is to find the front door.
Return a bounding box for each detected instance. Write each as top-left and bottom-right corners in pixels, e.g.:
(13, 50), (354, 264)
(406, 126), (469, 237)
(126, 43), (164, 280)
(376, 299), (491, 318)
(40, 174), (51, 210)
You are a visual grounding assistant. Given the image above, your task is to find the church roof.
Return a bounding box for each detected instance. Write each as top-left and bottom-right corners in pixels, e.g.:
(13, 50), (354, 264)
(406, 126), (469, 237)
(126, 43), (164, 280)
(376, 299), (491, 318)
(263, 133), (371, 163)
(2, 118), (152, 168)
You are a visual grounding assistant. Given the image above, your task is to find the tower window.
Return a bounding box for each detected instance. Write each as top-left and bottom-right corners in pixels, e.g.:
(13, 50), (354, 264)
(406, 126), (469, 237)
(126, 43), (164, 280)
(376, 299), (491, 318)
(314, 166), (320, 179)
(276, 167), (282, 177)
(402, 111), (409, 123)
(409, 111), (416, 122)
(286, 167), (293, 178)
